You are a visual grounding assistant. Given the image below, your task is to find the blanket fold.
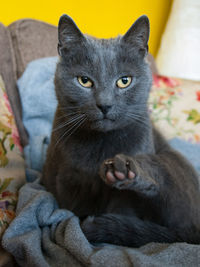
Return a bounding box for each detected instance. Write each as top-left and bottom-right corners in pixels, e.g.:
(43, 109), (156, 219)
(2, 179), (200, 267)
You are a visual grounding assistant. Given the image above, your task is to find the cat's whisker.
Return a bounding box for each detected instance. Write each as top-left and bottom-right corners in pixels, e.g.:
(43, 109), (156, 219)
(128, 114), (148, 121)
(56, 113), (81, 121)
(59, 106), (82, 113)
(126, 112), (148, 121)
(126, 114), (150, 129)
(57, 107), (84, 119)
(53, 114), (85, 132)
(54, 115), (83, 131)
(124, 111), (148, 121)
(62, 116), (87, 144)
(118, 105), (147, 112)
(54, 115), (87, 148)
(55, 116), (87, 148)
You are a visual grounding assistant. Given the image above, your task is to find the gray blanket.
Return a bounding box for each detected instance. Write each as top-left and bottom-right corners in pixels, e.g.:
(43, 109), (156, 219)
(2, 57), (200, 266)
(2, 179), (200, 267)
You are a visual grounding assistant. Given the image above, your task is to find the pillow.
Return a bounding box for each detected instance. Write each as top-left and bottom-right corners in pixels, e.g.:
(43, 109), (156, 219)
(149, 75), (200, 144)
(8, 19), (58, 79)
(156, 0), (200, 81)
(0, 23), (27, 148)
(0, 75), (26, 238)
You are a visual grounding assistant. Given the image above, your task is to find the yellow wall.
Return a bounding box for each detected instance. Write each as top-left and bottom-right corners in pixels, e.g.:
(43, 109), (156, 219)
(1, 0), (172, 56)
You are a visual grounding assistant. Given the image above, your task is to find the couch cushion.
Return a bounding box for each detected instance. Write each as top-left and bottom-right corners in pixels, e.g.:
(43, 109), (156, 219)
(0, 23), (16, 88)
(149, 75), (200, 143)
(8, 19), (58, 78)
(0, 75), (25, 267)
(0, 23), (28, 147)
(0, 76), (25, 231)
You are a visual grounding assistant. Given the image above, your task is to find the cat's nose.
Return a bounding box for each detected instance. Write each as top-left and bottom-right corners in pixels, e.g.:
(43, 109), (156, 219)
(97, 105), (112, 115)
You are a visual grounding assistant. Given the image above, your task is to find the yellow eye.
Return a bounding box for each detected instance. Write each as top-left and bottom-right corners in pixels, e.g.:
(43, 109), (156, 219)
(77, 76), (93, 88)
(116, 76), (132, 88)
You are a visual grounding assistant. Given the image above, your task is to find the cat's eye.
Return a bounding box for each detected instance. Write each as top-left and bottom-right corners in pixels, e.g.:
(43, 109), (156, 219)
(116, 76), (132, 88)
(77, 76), (93, 88)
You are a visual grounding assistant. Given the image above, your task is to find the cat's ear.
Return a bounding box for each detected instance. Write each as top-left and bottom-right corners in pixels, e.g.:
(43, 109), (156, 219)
(122, 15), (150, 57)
(58, 14), (85, 56)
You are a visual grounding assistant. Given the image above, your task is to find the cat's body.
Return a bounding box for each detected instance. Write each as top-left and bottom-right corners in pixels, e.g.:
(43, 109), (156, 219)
(44, 107), (154, 216)
(42, 15), (200, 247)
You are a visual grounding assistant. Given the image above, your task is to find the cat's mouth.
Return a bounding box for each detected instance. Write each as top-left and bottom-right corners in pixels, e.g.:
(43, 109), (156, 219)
(92, 117), (116, 124)
(94, 118), (115, 122)
(90, 117), (116, 131)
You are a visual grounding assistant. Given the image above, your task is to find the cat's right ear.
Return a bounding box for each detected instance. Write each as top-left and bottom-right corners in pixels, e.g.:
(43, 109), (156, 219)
(121, 15), (150, 57)
(58, 14), (85, 56)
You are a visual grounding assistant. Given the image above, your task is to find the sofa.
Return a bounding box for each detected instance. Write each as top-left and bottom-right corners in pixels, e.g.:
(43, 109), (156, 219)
(0, 18), (200, 267)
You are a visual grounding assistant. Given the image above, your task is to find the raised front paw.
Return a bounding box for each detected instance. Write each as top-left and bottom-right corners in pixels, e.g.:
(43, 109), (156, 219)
(99, 154), (137, 190)
(100, 154), (158, 195)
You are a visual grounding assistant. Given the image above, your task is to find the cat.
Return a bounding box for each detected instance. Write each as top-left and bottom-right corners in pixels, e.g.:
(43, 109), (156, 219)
(42, 14), (200, 247)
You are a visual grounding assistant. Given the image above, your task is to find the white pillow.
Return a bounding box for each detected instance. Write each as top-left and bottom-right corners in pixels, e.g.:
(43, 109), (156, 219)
(156, 0), (200, 81)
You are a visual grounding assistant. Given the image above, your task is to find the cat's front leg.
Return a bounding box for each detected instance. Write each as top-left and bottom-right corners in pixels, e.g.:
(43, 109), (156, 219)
(99, 154), (159, 196)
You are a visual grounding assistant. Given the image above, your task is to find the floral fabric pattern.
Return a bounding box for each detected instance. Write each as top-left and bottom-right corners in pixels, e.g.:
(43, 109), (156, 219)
(0, 76), (25, 237)
(149, 75), (200, 143)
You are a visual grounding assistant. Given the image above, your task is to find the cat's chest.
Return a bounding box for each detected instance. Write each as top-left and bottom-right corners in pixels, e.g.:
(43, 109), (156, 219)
(64, 136), (142, 175)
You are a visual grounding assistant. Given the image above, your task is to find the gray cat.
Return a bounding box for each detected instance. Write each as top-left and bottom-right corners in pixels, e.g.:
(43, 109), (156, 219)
(42, 14), (200, 247)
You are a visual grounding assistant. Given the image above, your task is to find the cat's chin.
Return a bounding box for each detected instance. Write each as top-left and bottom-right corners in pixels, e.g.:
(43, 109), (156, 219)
(89, 119), (118, 132)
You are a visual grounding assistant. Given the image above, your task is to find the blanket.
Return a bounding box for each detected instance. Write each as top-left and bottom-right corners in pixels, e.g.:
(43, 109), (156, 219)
(2, 172), (200, 267)
(3, 176), (200, 267)
(2, 57), (200, 267)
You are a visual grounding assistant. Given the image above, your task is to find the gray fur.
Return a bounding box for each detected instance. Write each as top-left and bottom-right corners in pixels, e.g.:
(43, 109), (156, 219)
(42, 15), (200, 247)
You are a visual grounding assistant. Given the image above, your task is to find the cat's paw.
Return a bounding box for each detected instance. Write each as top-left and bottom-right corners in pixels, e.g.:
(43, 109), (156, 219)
(99, 154), (137, 190)
(100, 154), (159, 195)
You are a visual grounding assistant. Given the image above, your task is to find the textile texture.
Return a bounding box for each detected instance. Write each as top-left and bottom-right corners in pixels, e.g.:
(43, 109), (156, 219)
(149, 75), (200, 143)
(0, 22), (27, 148)
(0, 75), (25, 238)
(2, 176), (200, 267)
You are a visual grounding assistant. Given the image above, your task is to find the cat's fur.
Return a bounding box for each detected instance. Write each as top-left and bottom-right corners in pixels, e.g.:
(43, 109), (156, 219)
(42, 14), (200, 247)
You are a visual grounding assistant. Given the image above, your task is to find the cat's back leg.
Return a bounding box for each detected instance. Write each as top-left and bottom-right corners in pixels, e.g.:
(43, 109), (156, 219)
(81, 213), (181, 247)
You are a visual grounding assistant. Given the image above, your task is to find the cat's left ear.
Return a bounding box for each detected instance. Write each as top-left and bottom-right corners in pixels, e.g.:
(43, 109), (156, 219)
(58, 14), (85, 56)
(122, 15), (150, 57)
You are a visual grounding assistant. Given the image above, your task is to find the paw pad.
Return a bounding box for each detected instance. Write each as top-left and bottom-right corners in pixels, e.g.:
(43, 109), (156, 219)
(102, 157), (136, 187)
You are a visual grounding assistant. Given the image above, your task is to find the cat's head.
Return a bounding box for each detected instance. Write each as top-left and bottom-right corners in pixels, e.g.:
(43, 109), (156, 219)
(55, 14), (152, 132)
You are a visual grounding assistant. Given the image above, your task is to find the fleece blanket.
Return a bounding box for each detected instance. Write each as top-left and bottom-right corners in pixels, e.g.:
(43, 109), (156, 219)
(2, 176), (200, 267)
(2, 57), (200, 267)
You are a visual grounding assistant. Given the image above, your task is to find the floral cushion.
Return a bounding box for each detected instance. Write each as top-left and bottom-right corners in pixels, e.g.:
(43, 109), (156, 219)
(149, 75), (200, 143)
(0, 76), (25, 238)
